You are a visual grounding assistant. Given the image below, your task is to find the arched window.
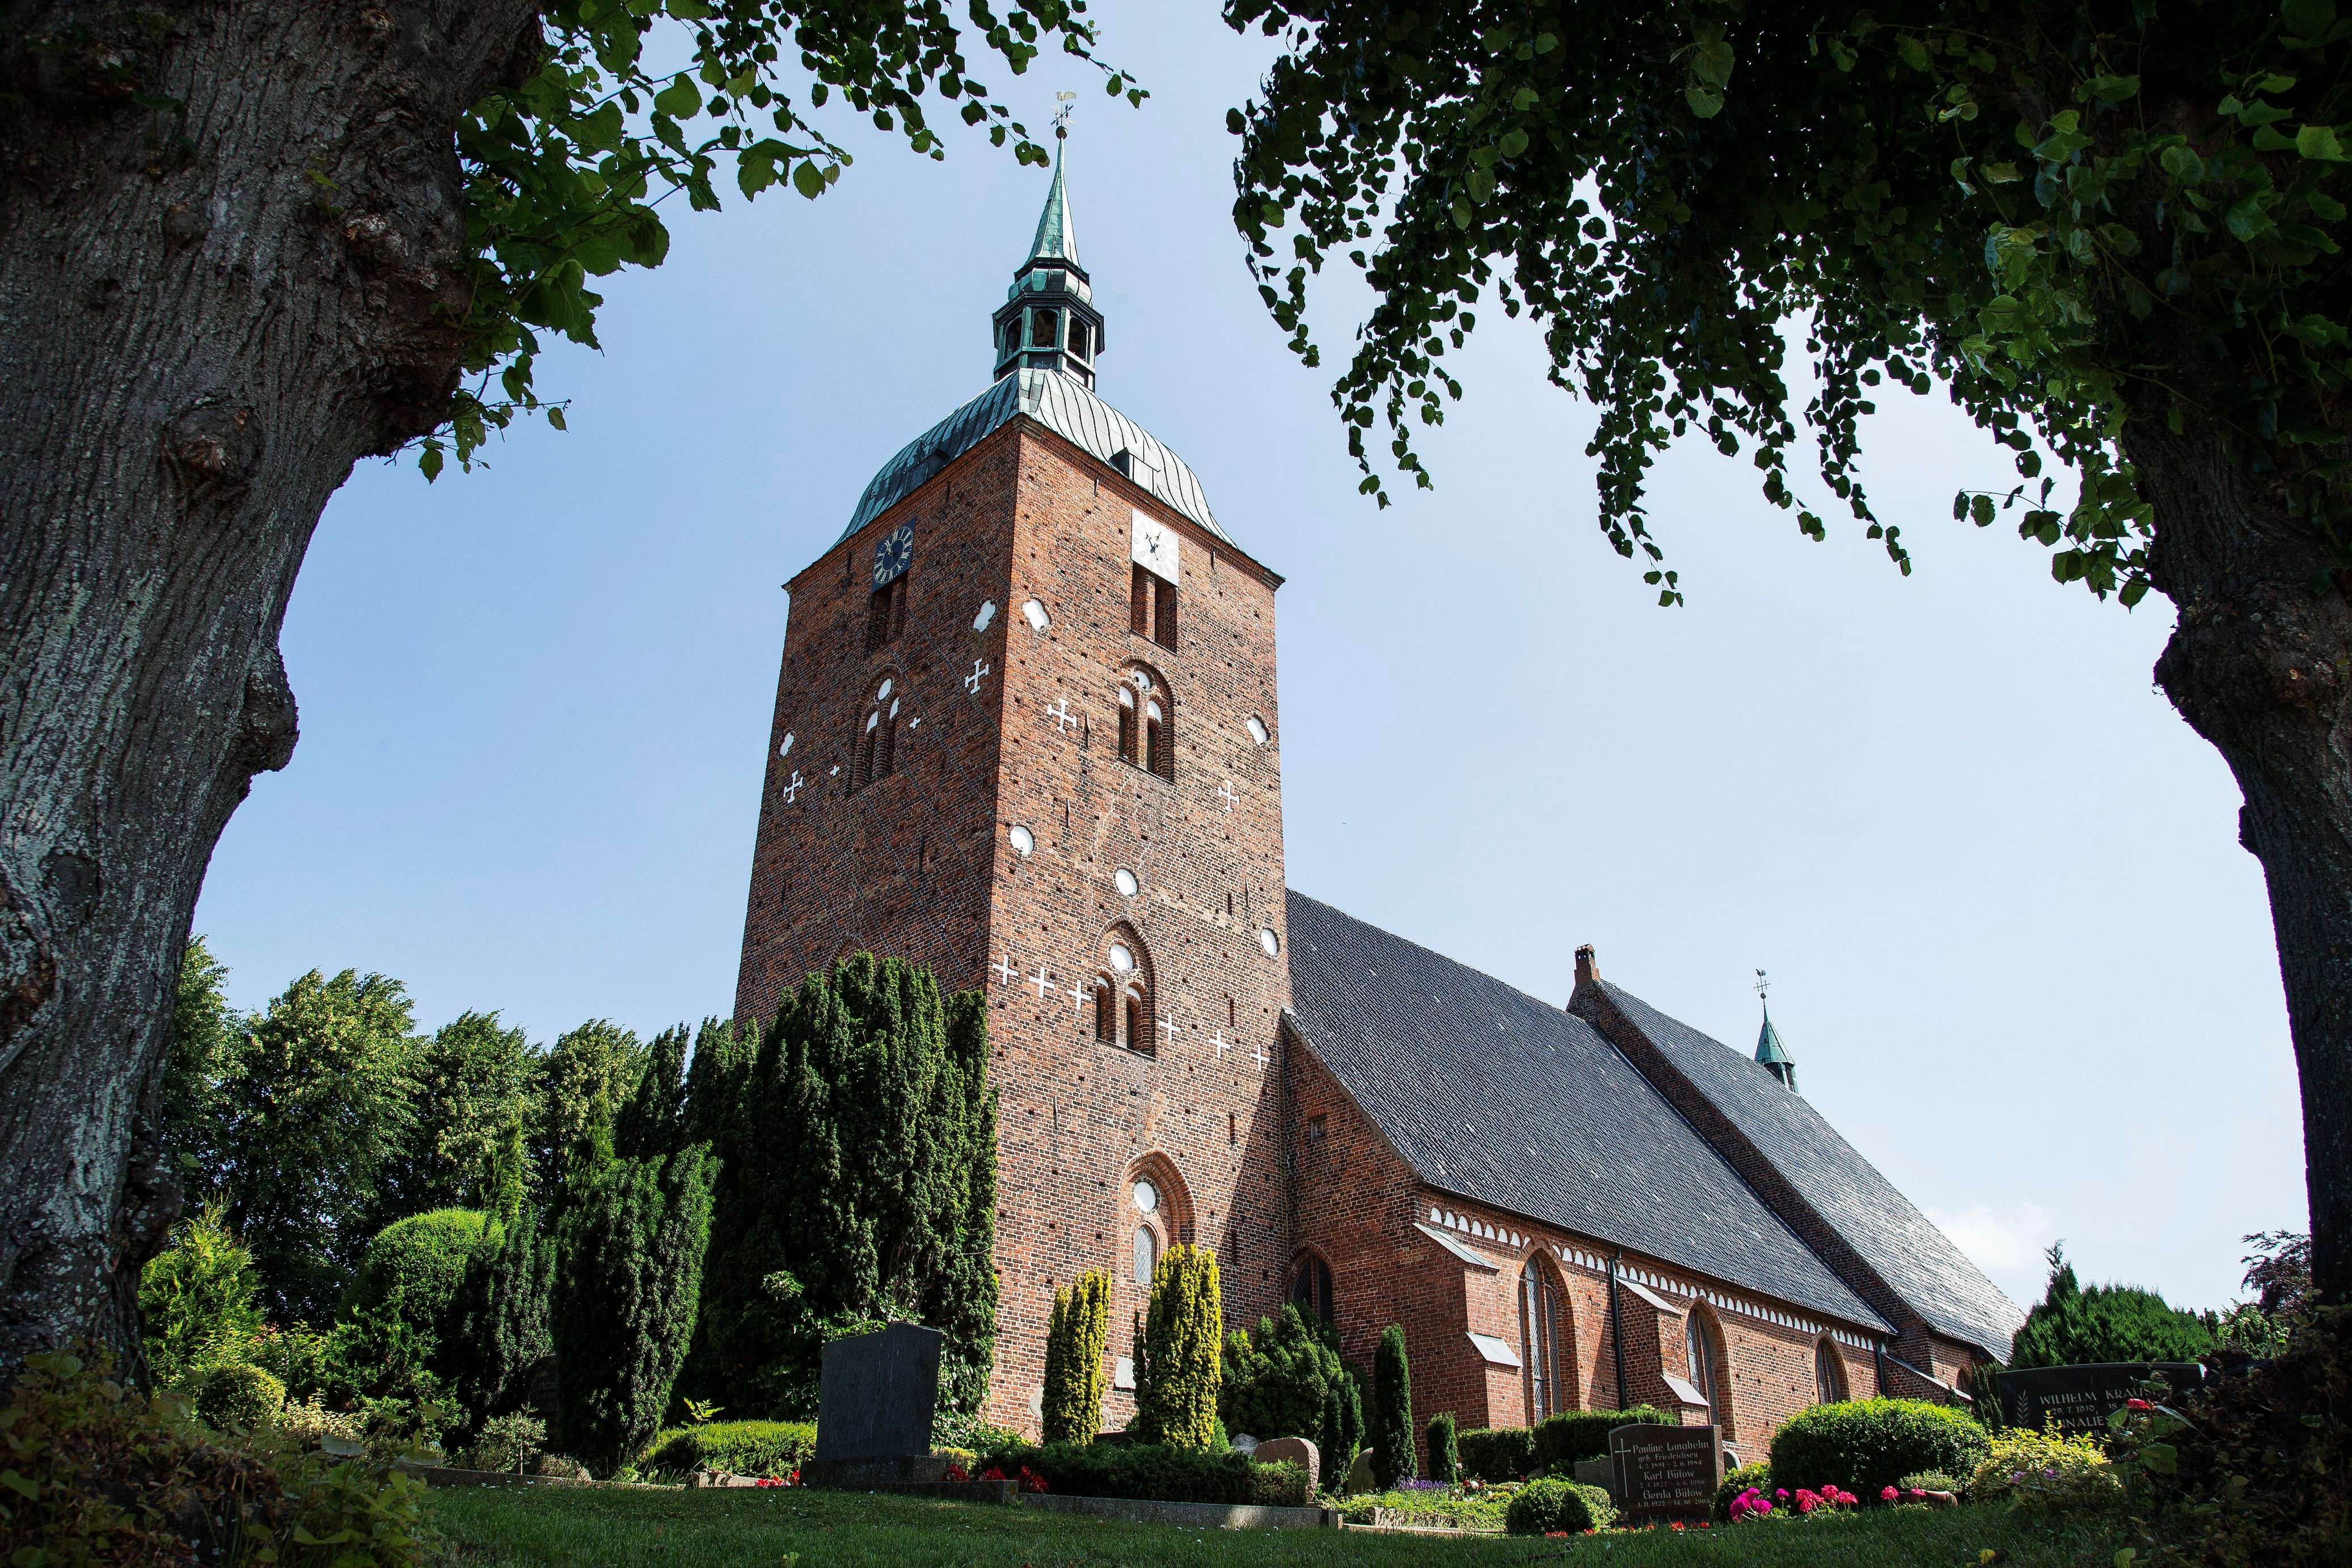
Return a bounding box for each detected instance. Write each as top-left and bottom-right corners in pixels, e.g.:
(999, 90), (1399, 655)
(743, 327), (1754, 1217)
(1114, 666), (1174, 781)
(1092, 928), (1152, 1054)
(1686, 1307), (1733, 1437)
(1134, 1223), (1159, 1285)
(1814, 1338), (1847, 1405)
(855, 675), (900, 791)
(1521, 1260), (1565, 1421)
(1291, 1253), (1335, 1322)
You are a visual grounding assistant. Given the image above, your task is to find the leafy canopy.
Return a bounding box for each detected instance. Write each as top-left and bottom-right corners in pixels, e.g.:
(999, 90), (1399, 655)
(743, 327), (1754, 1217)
(1229, 0), (2352, 603)
(433, 0), (1142, 476)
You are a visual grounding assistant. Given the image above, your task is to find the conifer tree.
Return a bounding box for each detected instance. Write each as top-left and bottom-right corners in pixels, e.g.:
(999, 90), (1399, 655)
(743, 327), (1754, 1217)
(685, 960), (996, 1420)
(1221, 1303), (1344, 1446)
(551, 1026), (715, 1474)
(1371, 1324), (1414, 1489)
(1042, 1270), (1110, 1444)
(1135, 1242), (1222, 1448)
(1319, 1372), (1364, 1492)
(2009, 1243), (2216, 1368)
(451, 1208), (555, 1434)
(1427, 1411), (1458, 1484)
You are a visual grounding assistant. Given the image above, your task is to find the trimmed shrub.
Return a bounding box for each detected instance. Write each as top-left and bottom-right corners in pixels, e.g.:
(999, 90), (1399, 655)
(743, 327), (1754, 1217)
(639, 1419), (818, 1478)
(1713, 1460), (1771, 1521)
(1318, 1367), (1364, 1491)
(1768, 1398), (1991, 1498)
(1134, 1243), (1222, 1447)
(1370, 1325), (1413, 1489)
(1042, 1270), (1110, 1444)
(1898, 1469), (1963, 1495)
(347, 1209), (489, 1350)
(977, 1441), (1309, 1506)
(1221, 1304), (1345, 1450)
(1505, 1476), (1611, 1535)
(1458, 1425), (1536, 1482)
(1531, 1405), (1673, 1472)
(188, 1361), (285, 1431)
(1427, 1411), (1458, 1482)
(1967, 1426), (2118, 1510)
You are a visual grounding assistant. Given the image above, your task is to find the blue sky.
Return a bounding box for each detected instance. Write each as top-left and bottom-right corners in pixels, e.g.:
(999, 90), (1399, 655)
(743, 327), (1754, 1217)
(193, 5), (2304, 1315)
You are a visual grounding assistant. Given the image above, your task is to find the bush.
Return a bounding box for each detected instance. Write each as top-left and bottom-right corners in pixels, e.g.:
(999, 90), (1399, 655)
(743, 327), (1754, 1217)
(977, 1441), (1310, 1507)
(1337, 1487), (1508, 1530)
(140, 1206), (264, 1385)
(1899, 1469), (1963, 1495)
(1768, 1398), (1991, 1498)
(1714, 1460), (1771, 1521)
(1531, 1406), (1673, 1472)
(638, 1419), (818, 1477)
(1967, 1426), (2119, 1510)
(1134, 1243), (1222, 1447)
(1427, 1411), (1458, 1482)
(1370, 1325), (1414, 1488)
(1042, 1270), (1110, 1444)
(0, 1348), (425, 1567)
(1458, 1425), (1536, 1482)
(1505, 1477), (1612, 1535)
(1319, 1367), (1365, 1491)
(1221, 1304), (1344, 1451)
(188, 1360), (286, 1431)
(464, 1411), (547, 1474)
(346, 1208), (489, 1345)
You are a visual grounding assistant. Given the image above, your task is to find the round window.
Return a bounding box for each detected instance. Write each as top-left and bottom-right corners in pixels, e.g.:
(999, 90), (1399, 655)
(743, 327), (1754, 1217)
(1259, 927), (1280, 958)
(1114, 868), (1139, 897)
(1108, 942), (1135, 974)
(1021, 598), (1051, 632)
(876, 677), (893, 701)
(1008, 824), (1034, 856)
(1133, 1180), (1159, 1214)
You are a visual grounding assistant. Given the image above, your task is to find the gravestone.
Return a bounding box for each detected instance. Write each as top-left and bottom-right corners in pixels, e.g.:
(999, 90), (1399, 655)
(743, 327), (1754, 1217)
(1342, 1448), (1376, 1495)
(1610, 1422), (1721, 1521)
(801, 1322), (952, 1489)
(1571, 1456), (1618, 1499)
(1992, 1363), (2204, 1438)
(1253, 1436), (1318, 1479)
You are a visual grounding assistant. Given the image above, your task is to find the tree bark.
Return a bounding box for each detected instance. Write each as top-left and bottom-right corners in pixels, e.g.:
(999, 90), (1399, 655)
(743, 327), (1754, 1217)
(0, 0), (541, 1385)
(2140, 413), (2352, 1307)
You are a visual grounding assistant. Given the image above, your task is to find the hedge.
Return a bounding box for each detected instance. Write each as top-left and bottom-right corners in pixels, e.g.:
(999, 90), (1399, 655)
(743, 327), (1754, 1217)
(978, 1441), (1310, 1507)
(1457, 1426), (1535, 1482)
(1767, 1398), (1992, 1498)
(1531, 1406), (1673, 1472)
(639, 1420), (818, 1477)
(1505, 1478), (1616, 1535)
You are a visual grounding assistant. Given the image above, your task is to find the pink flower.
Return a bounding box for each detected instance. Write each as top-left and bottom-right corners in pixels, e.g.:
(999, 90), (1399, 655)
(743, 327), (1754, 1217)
(1775, 1488), (1789, 1499)
(1906, 1488), (1924, 1499)
(1794, 1489), (1821, 1515)
(1881, 1485), (1899, 1502)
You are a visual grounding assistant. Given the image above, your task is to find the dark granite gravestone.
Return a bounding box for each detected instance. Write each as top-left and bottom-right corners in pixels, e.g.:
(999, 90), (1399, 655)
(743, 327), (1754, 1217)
(1992, 1363), (2205, 1438)
(1610, 1422), (1721, 1521)
(801, 1322), (952, 1488)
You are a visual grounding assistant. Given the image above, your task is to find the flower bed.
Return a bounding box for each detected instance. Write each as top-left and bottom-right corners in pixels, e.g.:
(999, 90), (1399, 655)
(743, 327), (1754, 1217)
(1336, 1481), (1510, 1531)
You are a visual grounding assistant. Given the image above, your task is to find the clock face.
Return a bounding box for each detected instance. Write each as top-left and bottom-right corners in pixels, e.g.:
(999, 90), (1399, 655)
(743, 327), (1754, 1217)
(1129, 509), (1181, 585)
(872, 523), (914, 588)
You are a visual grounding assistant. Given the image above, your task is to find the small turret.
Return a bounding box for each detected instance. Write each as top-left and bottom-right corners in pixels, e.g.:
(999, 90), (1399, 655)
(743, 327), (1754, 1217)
(990, 131), (1104, 389)
(1753, 969), (1797, 1092)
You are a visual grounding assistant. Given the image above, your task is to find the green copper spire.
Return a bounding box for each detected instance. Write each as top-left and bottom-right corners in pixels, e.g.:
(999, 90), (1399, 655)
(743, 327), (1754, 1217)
(1028, 137), (1080, 266)
(1754, 973), (1798, 1092)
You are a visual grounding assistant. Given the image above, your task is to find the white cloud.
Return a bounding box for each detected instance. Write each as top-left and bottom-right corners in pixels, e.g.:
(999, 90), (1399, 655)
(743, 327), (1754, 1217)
(1928, 1202), (2059, 1308)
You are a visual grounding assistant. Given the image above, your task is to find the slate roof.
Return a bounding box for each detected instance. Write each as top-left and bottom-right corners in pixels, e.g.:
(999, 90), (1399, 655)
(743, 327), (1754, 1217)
(1285, 891), (1889, 1334)
(838, 369), (1233, 548)
(1595, 982), (2025, 1361)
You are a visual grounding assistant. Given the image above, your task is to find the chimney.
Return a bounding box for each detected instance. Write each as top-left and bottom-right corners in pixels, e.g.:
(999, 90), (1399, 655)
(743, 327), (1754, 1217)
(1573, 944), (1599, 988)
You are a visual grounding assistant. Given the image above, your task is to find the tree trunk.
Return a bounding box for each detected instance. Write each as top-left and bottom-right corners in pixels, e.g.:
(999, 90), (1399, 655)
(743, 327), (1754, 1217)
(2141, 414), (2352, 1307)
(0, 0), (540, 1386)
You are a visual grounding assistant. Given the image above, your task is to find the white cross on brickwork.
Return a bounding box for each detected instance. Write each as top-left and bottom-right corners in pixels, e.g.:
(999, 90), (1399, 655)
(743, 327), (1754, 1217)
(1066, 980), (1088, 1017)
(780, 770), (804, 804)
(1046, 698), (1076, 733)
(1157, 1013), (1181, 1046)
(991, 955), (1019, 987)
(1213, 1029), (1230, 1060)
(1253, 1041), (1270, 1070)
(1219, 781), (1238, 813)
(1030, 965), (1054, 1001)
(966, 658), (991, 694)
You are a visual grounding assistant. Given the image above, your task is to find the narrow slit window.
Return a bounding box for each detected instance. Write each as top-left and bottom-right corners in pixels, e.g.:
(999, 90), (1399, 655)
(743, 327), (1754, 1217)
(1131, 564), (1151, 635)
(1154, 577), (1177, 649)
(1118, 688), (1138, 766)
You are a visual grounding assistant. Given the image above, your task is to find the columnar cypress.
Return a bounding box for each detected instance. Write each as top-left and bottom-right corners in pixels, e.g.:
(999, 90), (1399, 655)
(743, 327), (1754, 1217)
(1371, 1324), (1415, 1488)
(1428, 1410), (1459, 1483)
(1323, 1368), (1365, 1490)
(685, 958), (996, 1422)
(551, 1026), (716, 1474)
(451, 1207), (554, 1431)
(1041, 1270), (1110, 1444)
(1135, 1243), (1222, 1448)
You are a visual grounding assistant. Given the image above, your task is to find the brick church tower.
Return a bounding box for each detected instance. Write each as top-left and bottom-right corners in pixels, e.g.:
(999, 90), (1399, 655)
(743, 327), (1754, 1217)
(735, 143), (1292, 1432)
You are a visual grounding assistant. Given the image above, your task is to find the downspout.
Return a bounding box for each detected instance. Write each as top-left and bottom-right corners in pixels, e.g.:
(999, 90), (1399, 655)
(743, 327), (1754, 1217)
(1608, 1250), (1628, 1411)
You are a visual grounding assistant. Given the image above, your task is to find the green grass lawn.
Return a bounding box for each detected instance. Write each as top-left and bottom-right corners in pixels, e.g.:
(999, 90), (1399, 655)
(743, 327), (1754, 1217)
(425, 1484), (2152, 1567)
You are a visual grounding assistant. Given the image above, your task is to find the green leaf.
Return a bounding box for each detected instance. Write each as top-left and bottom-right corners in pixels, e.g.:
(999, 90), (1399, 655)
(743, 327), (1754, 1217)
(2286, 0), (2338, 40)
(2085, 75), (2140, 103)
(419, 443), (444, 483)
(1498, 129), (1528, 158)
(1978, 294), (2026, 331)
(1970, 494), (1995, 526)
(1897, 35), (1931, 70)
(1691, 39), (1734, 88)
(2115, 1550), (2137, 1567)
(653, 76), (702, 120)
(0, 1471), (36, 1499)
(1685, 84), (1722, 119)
(1982, 162), (2021, 183)
(2255, 125), (2299, 151)
(2138, 1442), (2177, 1474)
(2228, 196), (2278, 239)
(792, 160), (826, 199)
(546, 406), (567, 432)
(2298, 124), (2348, 160)
(2160, 145), (2206, 181)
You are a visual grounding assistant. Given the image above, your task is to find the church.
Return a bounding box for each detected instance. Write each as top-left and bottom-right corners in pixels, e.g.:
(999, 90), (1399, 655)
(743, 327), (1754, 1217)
(733, 149), (2023, 1461)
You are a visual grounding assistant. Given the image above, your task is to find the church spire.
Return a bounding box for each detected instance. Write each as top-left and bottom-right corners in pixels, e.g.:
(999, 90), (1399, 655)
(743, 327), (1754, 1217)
(1753, 970), (1798, 1093)
(992, 118), (1104, 390)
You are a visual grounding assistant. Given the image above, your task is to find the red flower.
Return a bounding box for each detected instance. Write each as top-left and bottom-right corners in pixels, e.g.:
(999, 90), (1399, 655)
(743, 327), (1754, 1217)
(944, 1463), (970, 1483)
(2127, 1398), (2152, 1411)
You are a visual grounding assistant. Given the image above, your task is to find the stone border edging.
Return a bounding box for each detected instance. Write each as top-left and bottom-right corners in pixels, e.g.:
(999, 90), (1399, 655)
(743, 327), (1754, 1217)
(1018, 1493), (1338, 1531)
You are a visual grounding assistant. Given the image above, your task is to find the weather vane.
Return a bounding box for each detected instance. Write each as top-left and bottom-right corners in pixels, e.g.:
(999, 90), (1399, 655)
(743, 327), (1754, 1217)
(1053, 90), (1076, 140)
(1754, 969), (1771, 1003)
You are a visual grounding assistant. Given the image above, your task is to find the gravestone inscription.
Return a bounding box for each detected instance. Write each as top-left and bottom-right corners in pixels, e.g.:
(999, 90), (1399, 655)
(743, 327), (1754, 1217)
(1611, 1422), (1721, 1520)
(1992, 1363), (2204, 1438)
(802, 1322), (952, 1489)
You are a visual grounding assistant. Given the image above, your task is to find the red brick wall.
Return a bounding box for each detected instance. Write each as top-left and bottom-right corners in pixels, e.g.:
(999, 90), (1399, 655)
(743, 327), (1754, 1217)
(736, 416), (1291, 1433)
